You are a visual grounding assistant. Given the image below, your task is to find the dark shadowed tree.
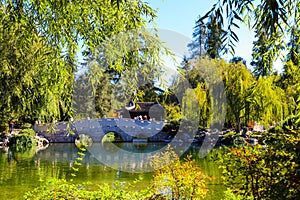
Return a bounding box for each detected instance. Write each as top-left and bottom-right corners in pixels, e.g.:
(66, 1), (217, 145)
(230, 56), (246, 66)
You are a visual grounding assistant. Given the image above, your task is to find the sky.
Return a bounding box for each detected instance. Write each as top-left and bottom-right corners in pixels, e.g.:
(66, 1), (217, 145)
(146, 0), (282, 72)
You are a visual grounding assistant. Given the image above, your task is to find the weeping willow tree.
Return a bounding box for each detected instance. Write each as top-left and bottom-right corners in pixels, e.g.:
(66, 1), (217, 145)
(222, 65), (286, 130)
(184, 57), (286, 131)
(249, 76), (288, 126)
(194, 82), (210, 128)
(222, 61), (253, 132)
(279, 61), (300, 116)
(0, 0), (165, 125)
(279, 19), (300, 116)
(186, 58), (251, 132)
(184, 58), (227, 130)
(0, 2), (74, 124)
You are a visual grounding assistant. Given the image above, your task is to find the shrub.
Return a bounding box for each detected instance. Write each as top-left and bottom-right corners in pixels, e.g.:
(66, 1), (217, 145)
(222, 188), (253, 200)
(19, 122), (33, 129)
(219, 130), (300, 200)
(150, 147), (208, 199)
(9, 129), (36, 150)
(19, 128), (36, 136)
(24, 179), (153, 200)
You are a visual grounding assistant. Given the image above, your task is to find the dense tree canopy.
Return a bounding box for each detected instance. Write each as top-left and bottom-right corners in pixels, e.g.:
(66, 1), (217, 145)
(0, 0), (165, 126)
(181, 0), (300, 131)
(183, 57), (287, 132)
(1, 0), (299, 134)
(222, 60), (253, 132)
(0, 1), (74, 123)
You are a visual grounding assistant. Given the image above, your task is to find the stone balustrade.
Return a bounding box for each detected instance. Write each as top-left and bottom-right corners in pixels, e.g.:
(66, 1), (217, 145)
(33, 118), (167, 143)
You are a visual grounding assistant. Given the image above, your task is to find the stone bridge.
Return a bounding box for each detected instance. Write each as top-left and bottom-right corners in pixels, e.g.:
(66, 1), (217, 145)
(33, 118), (168, 143)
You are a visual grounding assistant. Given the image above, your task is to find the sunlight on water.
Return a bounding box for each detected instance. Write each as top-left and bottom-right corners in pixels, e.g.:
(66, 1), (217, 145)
(0, 143), (225, 199)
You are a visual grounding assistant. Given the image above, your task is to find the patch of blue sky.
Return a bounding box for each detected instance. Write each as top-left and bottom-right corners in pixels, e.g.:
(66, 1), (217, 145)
(146, 0), (285, 73)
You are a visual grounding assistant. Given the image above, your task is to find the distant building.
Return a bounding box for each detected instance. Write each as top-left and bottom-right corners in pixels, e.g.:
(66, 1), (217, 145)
(120, 101), (165, 121)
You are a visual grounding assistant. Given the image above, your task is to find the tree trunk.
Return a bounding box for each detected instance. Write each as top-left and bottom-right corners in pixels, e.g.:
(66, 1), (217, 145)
(235, 115), (241, 133)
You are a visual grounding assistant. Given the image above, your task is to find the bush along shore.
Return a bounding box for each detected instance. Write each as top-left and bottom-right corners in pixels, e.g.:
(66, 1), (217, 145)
(0, 128), (49, 151)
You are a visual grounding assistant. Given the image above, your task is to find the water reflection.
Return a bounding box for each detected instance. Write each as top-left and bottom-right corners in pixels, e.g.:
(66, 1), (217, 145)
(0, 143), (212, 170)
(0, 143), (202, 184)
(0, 143), (165, 185)
(0, 143), (224, 199)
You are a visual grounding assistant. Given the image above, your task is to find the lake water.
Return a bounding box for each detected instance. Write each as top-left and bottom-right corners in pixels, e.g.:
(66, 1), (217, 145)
(0, 143), (225, 199)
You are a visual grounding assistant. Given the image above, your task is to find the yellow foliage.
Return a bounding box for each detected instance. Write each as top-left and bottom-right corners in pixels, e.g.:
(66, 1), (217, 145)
(150, 147), (208, 199)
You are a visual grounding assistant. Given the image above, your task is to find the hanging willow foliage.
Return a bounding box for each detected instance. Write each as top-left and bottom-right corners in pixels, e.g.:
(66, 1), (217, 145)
(200, 0), (300, 75)
(0, 0), (165, 124)
(185, 57), (286, 131)
(249, 75), (288, 126)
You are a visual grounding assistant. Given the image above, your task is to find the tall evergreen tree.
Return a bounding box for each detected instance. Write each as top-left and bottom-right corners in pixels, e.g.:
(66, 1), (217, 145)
(187, 15), (207, 60)
(188, 14), (224, 60)
(205, 15), (224, 59)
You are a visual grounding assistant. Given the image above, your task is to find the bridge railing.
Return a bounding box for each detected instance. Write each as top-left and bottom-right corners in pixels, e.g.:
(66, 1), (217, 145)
(32, 117), (167, 143)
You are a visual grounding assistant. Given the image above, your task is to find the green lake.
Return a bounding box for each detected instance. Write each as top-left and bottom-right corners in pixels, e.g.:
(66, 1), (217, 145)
(0, 143), (225, 199)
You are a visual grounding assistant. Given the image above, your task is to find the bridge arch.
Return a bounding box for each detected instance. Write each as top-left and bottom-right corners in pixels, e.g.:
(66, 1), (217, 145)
(102, 131), (124, 143)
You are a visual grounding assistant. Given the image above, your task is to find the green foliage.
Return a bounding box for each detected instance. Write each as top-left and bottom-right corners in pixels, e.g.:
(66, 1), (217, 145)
(250, 76), (287, 126)
(223, 188), (253, 200)
(0, 1), (74, 123)
(9, 129), (37, 153)
(24, 178), (153, 200)
(188, 14), (223, 59)
(185, 58), (227, 129)
(187, 17), (206, 60)
(24, 147), (211, 199)
(204, 15), (224, 59)
(269, 114), (300, 134)
(194, 82), (210, 128)
(9, 135), (34, 150)
(19, 128), (36, 136)
(219, 126), (300, 200)
(251, 31), (281, 76)
(94, 74), (114, 118)
(72, 74), (99, 119)
(222, 131), (246, 147)
(0, 0), (165, 124)
(102, 132), (116, 143)
(222, 61), (253, 132)
(182, 88), (200, 122)
(287, 26), (300, 66)
(184, 57), (286, 131)
(279, 61), (300, 115)
(20, 123), (33, 129)
(164, 104), (182, 122)
(201, 0), (300, 75)
(150, 148), (209, 199)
